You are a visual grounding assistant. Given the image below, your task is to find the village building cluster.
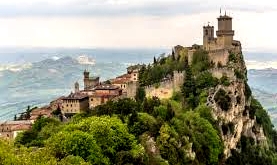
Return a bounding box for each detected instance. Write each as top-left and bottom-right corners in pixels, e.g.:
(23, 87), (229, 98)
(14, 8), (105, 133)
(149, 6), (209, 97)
(0, 12), (241, 140)
(60, 65), (140, 116)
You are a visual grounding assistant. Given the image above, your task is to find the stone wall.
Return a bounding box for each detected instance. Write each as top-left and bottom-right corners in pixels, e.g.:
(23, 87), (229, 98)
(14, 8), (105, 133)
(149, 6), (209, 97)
(144, 71), (185, 99)
(208, 49), (229, 66)
(145, 80), (174, 99)
(209, 68), (235, 80)
(126, 81), (139, 99)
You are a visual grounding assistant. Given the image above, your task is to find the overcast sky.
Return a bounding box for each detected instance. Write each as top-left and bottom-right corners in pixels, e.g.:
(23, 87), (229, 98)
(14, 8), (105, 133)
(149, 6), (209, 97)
(1, 0), (277, 52)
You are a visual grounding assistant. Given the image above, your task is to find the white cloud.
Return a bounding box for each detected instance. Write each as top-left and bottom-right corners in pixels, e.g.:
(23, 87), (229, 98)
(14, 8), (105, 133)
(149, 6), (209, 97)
(0, 0), (276, 51)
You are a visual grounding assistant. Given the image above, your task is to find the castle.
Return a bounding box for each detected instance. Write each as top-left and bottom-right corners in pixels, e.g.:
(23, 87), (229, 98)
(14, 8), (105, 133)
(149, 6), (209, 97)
(40, 12), (243, 118)
(60, 12), (242, 116)
(174, 11), (241, 66)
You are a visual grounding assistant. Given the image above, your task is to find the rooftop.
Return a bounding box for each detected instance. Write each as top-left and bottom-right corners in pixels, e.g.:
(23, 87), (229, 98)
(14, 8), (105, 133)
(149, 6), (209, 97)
(95, 84), (120, 90)
(112, 78), (130, 84)
(63, 92), (89, 100)
(0, 120), (33, 126)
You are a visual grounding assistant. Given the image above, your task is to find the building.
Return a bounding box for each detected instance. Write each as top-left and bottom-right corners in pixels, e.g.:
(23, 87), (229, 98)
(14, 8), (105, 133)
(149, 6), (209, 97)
(187, 12), (241, 66)
(30, 106), (53, 120)
(61, 92), (89, 115)
(50, 96), (64, 111)
(203, 11), (235, 50)
(89, 84), (123, 108)
(83, 70), (100, 90)
(127, 65), (142, 82)
(0, 120), (33, 139)
(110, 73), (131, 93)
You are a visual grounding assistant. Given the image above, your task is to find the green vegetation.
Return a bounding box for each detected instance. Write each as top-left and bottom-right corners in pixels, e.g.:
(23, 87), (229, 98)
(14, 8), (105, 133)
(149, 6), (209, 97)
(214, 89), (231, 111)
(1, 49), (277, 165)
(228, 53), (237, 63)
(139, 54), (187, 86)
(191, 49), (213, 74)
(5, 93), (225, 165)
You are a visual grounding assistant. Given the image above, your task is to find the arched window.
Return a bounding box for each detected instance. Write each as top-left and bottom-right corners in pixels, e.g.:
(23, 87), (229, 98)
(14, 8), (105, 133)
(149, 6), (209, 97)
(205, 29), (208, 35)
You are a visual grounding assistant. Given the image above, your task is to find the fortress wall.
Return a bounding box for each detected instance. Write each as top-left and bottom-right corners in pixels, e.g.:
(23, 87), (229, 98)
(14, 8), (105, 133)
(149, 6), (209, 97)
(144, 80), (174, 99)
(126, 81), (139, 99)
(208, 49), (229, 66)
(144, 71), (185, 99)
(188, 50), (195, 65)
(208, 68), (235, 80)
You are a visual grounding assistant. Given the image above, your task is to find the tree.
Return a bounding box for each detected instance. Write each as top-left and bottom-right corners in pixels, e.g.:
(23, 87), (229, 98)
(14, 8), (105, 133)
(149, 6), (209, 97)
(61, 116), (145, 164)
(135, 86), (146, 103)
(180, 112), (223, 165)
(154, 56), (157, 64)
(47, 130), (107, 164)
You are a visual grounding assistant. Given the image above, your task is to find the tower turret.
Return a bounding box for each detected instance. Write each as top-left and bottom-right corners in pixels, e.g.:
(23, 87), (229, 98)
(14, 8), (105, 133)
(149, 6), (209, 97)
(203, 24), (214, 50)
(216, 12), (234, 48)
(83, 70), (90, 90)
(74, 81), (79, 93)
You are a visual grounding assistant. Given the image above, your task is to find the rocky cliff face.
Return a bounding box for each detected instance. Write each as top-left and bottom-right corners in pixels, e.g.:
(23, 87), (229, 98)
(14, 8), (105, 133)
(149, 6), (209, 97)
(207, 48), (267, 157)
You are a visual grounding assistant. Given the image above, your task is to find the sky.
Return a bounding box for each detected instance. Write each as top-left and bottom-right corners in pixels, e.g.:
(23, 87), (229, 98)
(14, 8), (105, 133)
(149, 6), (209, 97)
(1, 0), (277, 52)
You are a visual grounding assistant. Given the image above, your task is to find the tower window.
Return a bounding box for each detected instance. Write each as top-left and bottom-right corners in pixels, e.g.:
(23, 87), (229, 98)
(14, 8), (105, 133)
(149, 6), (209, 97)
(205, 29), (208, 35)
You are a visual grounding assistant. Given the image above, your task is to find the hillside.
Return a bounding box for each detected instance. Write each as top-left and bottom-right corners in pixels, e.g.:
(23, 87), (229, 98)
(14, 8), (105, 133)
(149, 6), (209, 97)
(0, 47), (277, 165)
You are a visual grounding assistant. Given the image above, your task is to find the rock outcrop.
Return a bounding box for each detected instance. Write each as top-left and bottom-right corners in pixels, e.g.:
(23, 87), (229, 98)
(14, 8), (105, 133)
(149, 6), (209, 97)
(206, 48), (267, 157)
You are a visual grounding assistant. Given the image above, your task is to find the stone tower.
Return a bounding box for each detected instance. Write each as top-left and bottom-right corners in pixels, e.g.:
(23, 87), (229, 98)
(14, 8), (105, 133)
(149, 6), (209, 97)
(83, 69), (100, 90)
(203, 24), (214, 50)
(83, 70), (90, 90)
(216, 12), (234, 48)
(74, 81), (79, 93)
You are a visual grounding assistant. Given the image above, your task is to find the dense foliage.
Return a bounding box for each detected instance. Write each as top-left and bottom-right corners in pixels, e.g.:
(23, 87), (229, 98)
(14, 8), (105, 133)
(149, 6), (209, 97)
(139, 53), (188, 86)
(1, 49), (277, 165)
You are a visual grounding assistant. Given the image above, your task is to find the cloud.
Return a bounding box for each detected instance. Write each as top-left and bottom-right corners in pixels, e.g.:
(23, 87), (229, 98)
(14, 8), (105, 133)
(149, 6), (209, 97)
(1, 0), (276, 17)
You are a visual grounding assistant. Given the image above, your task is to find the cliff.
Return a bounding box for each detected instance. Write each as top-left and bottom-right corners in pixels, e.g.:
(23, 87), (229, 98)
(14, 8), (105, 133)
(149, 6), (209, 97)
(206, 46), (269, 158)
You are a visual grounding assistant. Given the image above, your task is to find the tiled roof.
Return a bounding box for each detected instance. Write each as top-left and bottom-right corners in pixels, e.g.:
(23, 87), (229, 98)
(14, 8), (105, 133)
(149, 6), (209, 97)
(111, 78), (130, 84)
(63, 92), (88, 100)
(11, 124), (31, 131)
(0, 120), (33, 125)
(94, 85), (119, 90)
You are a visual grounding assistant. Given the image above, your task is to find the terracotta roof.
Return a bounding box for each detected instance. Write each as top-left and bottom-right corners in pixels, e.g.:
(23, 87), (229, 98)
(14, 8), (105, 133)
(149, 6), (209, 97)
(95, 85), (119, 90)
(63, 92), (89, 100)
(111, 78), (130, 84)
(90, 93), (118, 98)
(30, 107), (52, 116)
(0, 120), (33, 126)
(11, 124), (31, 131)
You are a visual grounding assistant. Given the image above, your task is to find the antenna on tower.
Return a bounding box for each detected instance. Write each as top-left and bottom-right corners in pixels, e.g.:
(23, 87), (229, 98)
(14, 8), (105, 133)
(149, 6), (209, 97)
(220, 8), (222, 16)
(225, 10), (226, 16)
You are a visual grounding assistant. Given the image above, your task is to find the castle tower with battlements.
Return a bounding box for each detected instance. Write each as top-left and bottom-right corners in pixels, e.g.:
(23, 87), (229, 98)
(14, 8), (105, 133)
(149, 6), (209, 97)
(203, 11), (236, 51)
(83, 70), (100, 91)
(203, 24), (215, 50)
(216, 13), (235, 49)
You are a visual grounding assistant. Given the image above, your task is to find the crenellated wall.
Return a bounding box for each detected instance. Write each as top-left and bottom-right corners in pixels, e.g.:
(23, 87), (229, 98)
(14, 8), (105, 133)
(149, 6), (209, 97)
(144, 71), (185, 99)
(208, 49), (229, 66)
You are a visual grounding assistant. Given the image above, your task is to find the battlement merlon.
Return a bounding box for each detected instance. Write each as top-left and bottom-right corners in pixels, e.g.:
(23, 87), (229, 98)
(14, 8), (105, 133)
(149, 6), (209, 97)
(216, 30), (234, 36)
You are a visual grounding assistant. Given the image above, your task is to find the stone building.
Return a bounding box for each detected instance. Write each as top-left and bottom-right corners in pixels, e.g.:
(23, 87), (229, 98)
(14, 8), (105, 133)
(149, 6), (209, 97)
(110, 74), (131, 93)
(185, 12), (241, 66)
(0, 120), (32, 139)
(83, 70), (100, 90)
(30, 106), (53, 120)
(89, 84), (123, 108)
(61, 92), (89, 115)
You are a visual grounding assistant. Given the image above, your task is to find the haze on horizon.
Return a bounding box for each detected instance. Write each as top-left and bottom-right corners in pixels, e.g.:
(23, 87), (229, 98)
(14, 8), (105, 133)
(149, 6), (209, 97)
(2, 0), (277, 52)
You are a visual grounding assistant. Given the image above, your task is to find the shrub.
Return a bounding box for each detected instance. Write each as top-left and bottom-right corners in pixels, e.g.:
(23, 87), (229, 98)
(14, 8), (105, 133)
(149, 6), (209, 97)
(228, 53), (237, 63)
(220, 75), (230, 86)
(235, 69), (244, 79)
(214, 89), (231, 111)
